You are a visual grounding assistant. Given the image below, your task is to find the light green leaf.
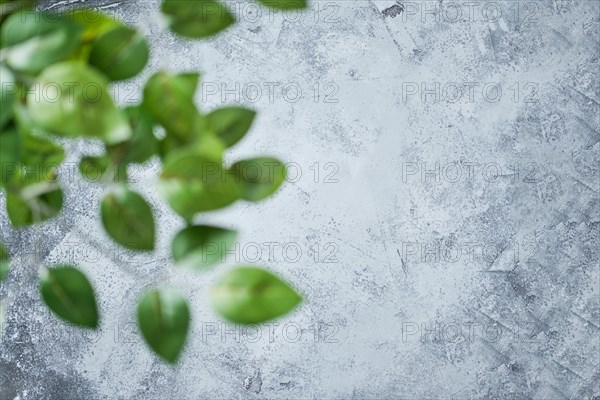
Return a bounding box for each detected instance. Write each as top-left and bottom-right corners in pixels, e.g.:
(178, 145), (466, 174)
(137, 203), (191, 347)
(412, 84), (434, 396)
(101, 187), (155, 251)
(256, 0), (308, 10)
(159, 149), (240, 220)
(0, 65), (16, 129)
(161, 0), (235, 39)
(207, 107), (256, 148)
(1, 10), (83, 73)
(137, 288), (190, 363)
(211, 266), (302, 324)
(172, 225), (237, 270)
(143, 72), (202, 141)
(39, 265), (99, 328)
(27, 61), (131, 144)
(89, 26), (149, 81)
(0, 243), (9, 282)
(230, 157), (286, 201)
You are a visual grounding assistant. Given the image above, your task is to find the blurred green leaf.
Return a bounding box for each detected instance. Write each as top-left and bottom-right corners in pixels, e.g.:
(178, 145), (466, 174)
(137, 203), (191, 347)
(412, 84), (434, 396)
(230, 157), (286, 201)
(0, 127), (22, 188)
(161, 0), (234, 39)
(101, 186), (155, 251)
(159, 149), (240, 220)
(40, 265), (98, 328)
(172, 225), (237, 270)
(27, 62), (131, 144)
(256, 0), (307, 10)
(6, 179), (63, 227)
(137, 288), (190, 363)
(207, 107), (256, 148)
(0, 65), (16, 129)
(143, 72), (203, 141)
(211, 266), (301, 324)
(89, 26), (149, 81)
(1, 10), (83, 74)
(79, 155), (110, 182)
(108, 106), (158, 166)
(0, 0), (35, 22)
(0, 242), (9, 282)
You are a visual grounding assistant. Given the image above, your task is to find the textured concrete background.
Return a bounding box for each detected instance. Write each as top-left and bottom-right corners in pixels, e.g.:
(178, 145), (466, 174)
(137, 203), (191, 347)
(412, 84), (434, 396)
(1, 0), (599, 399)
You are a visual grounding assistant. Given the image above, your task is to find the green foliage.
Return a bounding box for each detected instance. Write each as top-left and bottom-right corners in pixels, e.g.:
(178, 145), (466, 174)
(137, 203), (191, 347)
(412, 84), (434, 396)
(0, 242), (9, 281)
(0, 0), (307, 363)
(1, 11), (82, 74)
(172, 225), (237, 270)
(39, 266), (99, 328)
(137, 289), (190, 363)
(27, 62), (131, 144)
(211, 267), (302, 324)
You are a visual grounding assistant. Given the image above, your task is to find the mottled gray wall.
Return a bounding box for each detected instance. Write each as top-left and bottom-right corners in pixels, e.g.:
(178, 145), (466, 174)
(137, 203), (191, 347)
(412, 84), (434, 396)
(1, 0), (599, 399)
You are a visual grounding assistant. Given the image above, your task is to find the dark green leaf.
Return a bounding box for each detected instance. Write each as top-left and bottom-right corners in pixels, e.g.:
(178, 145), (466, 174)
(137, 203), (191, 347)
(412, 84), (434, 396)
(143, 72), (203, 141)
(172, 225), (237, 270)
(159, 149), (240, 220)
(89, 26), (149, 81)
(0, 242), (9, 282)
(0, 65), (16, 129)
(101, 186), (155, 251)
(27, 62), (131, 144)
(39, 265), (99, 328)
(161, 0), (235, 39)
(230, 157), (286, 201)
(256, 0), (308, 10)
(207, 107), (256, 147)
(1, 11), (83, 73)
(137, 288), (190, 363)
(211, 266), (301, 324)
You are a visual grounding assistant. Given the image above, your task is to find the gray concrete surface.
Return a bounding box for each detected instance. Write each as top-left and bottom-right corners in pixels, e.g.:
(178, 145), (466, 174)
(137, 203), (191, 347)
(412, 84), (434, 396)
(1, 0), (599, 399)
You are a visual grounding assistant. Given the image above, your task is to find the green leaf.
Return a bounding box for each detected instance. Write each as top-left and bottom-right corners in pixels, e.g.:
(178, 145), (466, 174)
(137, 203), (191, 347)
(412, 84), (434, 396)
(207, 107), (256, 147)
(137, 288), (190, 363)
(159, 149), (240, 220)
(101, 187), (155, 251)
(27, 61), (131, 144)
(172, 225), (237, 270)
(6, 182), (63, 227)
(161, 0), (235, 39)
(143, 72), (203, 141)
(0, 243), (9, 282)
(79, 155), (110, 182)
(67, 9), (121, 60)
(0, 65), (16, 129)
(256, 0), (308, 10)
(175, 72), (200, 98)
(211, 266), (301, 324)
(21, 133), (65, 176)
(0, 127), (22, 188)
(89, 26), (149, 81)
(230, 157), (286, 201)
(39, 265), (99, 328)
(108, 106), (158, 166)
(1, 10), (83, 74)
